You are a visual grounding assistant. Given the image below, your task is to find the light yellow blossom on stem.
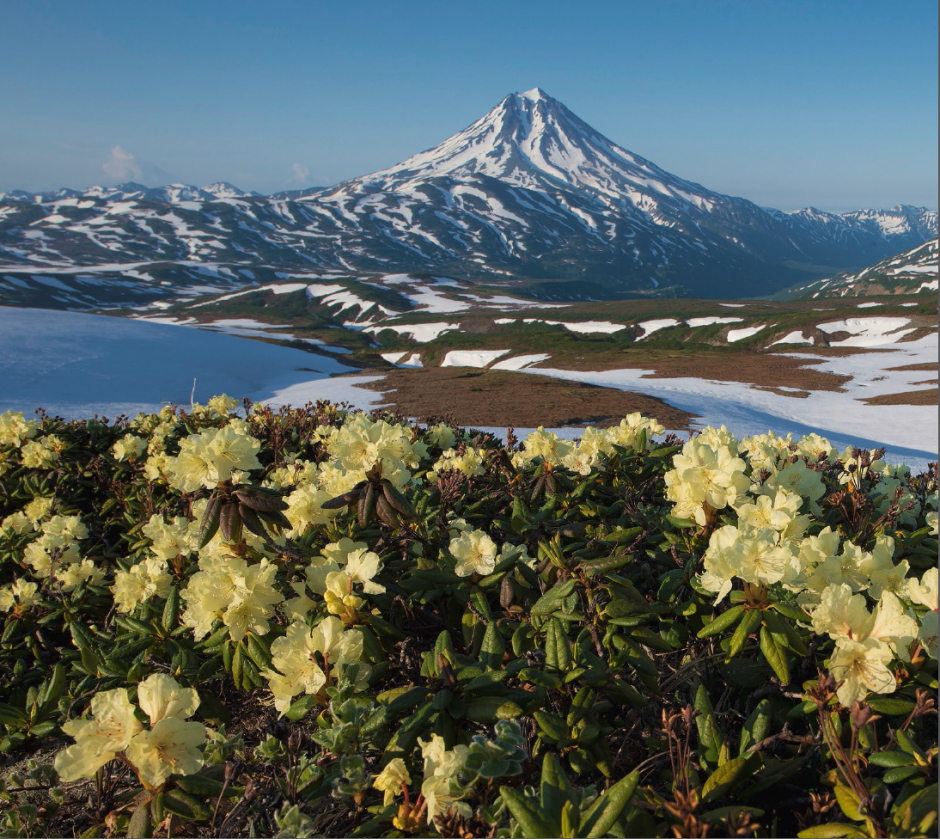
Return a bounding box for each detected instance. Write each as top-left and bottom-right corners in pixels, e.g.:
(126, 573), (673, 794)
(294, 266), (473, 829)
(373, 758), (411, 806)
(54, 689), (143, 782)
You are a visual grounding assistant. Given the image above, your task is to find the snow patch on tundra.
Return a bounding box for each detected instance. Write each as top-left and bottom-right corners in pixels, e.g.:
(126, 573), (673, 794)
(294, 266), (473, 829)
(440, 349), (511, 368)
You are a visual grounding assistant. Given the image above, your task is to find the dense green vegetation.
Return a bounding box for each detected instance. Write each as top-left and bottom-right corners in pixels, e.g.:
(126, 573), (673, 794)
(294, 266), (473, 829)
(0, 400), (936, 838)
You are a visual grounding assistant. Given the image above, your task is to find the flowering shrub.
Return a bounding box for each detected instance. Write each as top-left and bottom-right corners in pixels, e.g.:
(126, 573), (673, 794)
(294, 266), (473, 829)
(0, 401), (936, 838)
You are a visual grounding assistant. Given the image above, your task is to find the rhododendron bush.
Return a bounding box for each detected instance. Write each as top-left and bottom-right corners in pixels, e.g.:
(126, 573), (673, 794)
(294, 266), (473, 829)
(0, 399), (936, 838)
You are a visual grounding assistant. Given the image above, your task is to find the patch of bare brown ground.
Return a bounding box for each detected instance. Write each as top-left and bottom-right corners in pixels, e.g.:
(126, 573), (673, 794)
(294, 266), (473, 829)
(360, 367), (699, 430)
(858, 389), (939, 407)
(886, 362), (938, 373)
(550, 350), (852, 393)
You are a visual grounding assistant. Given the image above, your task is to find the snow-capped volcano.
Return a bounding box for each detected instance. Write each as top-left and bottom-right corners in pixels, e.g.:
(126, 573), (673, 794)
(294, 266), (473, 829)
(341, 87), (712, 207)
(0, 88), (936, 302)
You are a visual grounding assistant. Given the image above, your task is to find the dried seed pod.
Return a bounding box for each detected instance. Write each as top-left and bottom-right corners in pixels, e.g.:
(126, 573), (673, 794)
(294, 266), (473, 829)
(234, 489), (288, 513)
(198, 494), (223, 548)
(381, 480), (416, 518)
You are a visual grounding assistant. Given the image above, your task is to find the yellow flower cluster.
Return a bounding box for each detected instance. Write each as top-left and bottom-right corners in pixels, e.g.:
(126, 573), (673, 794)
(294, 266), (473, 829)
(55, 674), (205, 787)
(166, 424), (263, 491)
(262, 616), (370, 714)
(0, 411), (39, 447)
(678, 425), (938, 706)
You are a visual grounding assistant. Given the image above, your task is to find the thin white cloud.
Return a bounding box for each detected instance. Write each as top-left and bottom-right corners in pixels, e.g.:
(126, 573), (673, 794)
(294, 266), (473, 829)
(291, 163), (310, 183)
(102, 146), (142, 181)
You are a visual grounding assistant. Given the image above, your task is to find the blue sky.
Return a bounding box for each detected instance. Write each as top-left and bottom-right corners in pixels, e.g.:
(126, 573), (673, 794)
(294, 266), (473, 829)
(1, 0), (936, 211)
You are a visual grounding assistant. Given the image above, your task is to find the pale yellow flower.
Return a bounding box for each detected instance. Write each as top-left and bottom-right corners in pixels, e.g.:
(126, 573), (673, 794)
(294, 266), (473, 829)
(373, 758), (412, 806)
(450, 529), (498, 577)
(829, 637), (896, 706)
(54, 689), (143, 782)
(126, 716), (206, 787)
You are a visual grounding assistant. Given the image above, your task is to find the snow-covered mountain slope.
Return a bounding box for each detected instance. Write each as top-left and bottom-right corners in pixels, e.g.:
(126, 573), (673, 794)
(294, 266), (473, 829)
(792, 239), (938, 298)
(1, 89), (935, 302)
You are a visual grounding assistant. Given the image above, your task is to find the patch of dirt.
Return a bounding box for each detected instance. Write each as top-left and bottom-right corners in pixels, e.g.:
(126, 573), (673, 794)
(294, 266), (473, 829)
(858, 388), (939, 407)
(548, 349), (854, 392)
(360, 368), (699, 430)
(886, 362), (937, 373)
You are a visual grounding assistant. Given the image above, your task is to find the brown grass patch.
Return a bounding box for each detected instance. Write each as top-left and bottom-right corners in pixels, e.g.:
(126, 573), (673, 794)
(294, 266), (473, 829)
(546, 349), (852, 392)
(886, 362), (938, 373)
(858, 388), (939, 407)
(359, 367), (698, 430)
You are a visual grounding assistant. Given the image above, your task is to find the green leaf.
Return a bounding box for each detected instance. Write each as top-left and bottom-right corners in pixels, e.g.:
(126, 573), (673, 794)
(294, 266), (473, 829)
(702, 753), (761, 803)
(578, 770), (639, 838)
(797, 825), (867, 838)
(284, 694), (320, 721)
(500, 786), (559, 839)
(544, 617), (571, 671)
(739, 699), (772, 755)
(162, 586), (180, 631)
(698, 605), (745, 639)
(868, 751), (916, 768)
(833, 783), (865, 823)
(866, 696), (916, 716)
(759, 625), (790, 684)
(539, 753), (576, 828)
(532, 579), (578, 615)
(162, 789), (212, 821)
(728, 609), (761, 658)
(480, 622), (505, 671)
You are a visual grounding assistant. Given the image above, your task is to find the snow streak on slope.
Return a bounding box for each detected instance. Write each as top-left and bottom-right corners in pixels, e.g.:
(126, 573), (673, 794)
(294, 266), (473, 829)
(1, 89), (935, 303)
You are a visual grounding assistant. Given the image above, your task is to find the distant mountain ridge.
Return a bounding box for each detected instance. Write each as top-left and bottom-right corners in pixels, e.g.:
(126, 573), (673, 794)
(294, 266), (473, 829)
(791, 239), (939, 298)
(0, 88), (935, 301)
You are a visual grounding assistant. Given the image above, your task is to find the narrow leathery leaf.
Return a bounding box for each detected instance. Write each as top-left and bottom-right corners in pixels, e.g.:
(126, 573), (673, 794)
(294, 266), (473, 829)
(796, 825), (868, 838)
(375, 494), (399, 527)
(238, 503), (269, 538)
(480, 622), (505, 670)
(759, 625), (790, 684)
(545, 617), (571, 671)
(566, 686), (596, 727)
(728, 609), (761, 658)
(381, 480), (416, 517)
(698, 605), (746, 638)
(579, 770), (639, 838)
(701, 753), (761, 802)
(500, 786), (559, 839)
(198, 494), (222, 547)
(868, 750), (916, 768)
(162, 789), (212, 821)
(500, 573), (515, 608)
(771, 601), (809, 622)
(358, 483), (375, 528)
(531, 579), (578, 615)
(162, 586), (180, 631)
(762, 609), (790, 650)
(833, 783), (865, 822)
(739, 698), (772, 755)
(540, 753), (577, 827)
(534, 711), (568, 741)
(219, 501), (239, 543)
(234, 488), (288, 512)
(126, 800), (152, 838)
